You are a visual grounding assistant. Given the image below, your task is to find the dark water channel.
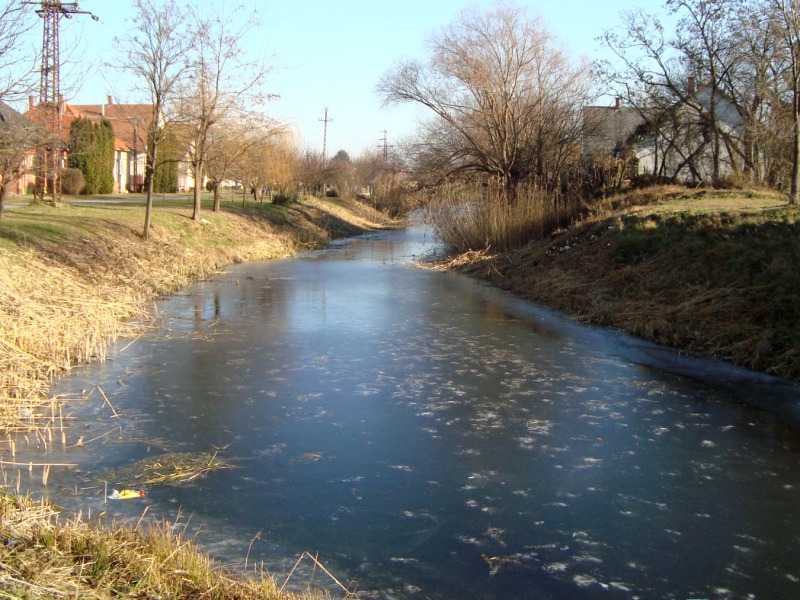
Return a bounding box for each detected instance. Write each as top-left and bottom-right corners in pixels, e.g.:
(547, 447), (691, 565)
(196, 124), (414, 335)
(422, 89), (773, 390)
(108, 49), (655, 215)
(29, 220), (800, 599)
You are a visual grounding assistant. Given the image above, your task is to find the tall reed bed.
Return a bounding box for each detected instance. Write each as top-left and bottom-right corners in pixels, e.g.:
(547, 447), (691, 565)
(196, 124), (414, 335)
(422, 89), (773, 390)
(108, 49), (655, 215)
(425, 183), (580, 253)
(0, 249), (144, 434)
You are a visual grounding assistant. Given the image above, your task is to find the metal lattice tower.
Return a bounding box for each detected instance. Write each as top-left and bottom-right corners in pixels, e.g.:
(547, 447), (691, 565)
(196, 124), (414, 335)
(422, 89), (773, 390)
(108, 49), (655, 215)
(24, 1), (97, 200)
(318, 107), (332, 162)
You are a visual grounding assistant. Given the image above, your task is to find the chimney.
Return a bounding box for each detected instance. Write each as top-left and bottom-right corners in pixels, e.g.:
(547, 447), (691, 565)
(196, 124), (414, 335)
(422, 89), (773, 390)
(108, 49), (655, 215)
(107, 95), (114, 105)
(29, 95), (36, 110)
(688, 76), (696, 95)
(614, 97), (621, 110)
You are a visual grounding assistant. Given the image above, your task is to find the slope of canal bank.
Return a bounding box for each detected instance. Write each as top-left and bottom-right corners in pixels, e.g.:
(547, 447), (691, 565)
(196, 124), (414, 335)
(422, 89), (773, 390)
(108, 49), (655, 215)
(445, 186), (800, 384)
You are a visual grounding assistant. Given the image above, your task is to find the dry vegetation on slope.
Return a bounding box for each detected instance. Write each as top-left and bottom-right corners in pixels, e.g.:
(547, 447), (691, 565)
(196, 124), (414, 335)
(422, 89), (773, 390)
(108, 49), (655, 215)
(445, 187), (800, 381)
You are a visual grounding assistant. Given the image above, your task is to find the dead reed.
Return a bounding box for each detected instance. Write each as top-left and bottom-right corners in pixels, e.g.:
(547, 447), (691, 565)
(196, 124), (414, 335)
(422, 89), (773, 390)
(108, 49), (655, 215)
(426, 183), (578, 253)
(0, 492), (327, 599)
(103, 450), (235, 487)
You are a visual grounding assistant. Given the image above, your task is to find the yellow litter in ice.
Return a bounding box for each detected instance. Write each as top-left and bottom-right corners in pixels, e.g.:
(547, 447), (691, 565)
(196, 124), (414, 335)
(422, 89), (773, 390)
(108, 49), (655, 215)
(108, 489), (145, 500)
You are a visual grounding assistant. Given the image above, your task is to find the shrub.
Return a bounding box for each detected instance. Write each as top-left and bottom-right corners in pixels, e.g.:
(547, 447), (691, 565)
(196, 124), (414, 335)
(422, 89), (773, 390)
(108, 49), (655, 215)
(68, 118), (115, 194)
(325, 188), (339, 198)
(272, 192), (298, 206)
(60, 168), (86, 195)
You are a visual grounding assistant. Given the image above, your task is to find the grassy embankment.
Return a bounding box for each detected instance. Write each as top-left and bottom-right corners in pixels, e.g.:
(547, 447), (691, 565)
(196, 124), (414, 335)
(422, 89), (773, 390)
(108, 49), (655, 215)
(443, 186), (800, 382)
(0, 193), (390, 599)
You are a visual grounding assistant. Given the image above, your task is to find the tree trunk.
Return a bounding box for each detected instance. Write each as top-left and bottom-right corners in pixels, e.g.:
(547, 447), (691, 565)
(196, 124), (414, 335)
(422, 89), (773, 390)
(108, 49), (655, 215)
(143, 173), (154, 239)
(192, 161), (202, 220)
(792, 93), (800, 205)
(213, 182), (221, 212)
(0, 183), (6, 219)
(143, 151), (156, 240)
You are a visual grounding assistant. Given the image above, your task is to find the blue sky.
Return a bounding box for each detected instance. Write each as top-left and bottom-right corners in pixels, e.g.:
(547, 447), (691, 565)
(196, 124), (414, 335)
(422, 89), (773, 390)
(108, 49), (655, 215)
(51, 0), (654, 157)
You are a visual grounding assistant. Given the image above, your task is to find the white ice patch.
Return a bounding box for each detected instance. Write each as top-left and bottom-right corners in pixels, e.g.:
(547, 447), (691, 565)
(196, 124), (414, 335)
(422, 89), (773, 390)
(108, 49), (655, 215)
(573, 574), (601, 588)
(575, 554), (603, 564)
(526, 419), (552, 435)
(544, 562), (568, 573)
(389, 557), (420, 564)
(578, 457), (603, 469)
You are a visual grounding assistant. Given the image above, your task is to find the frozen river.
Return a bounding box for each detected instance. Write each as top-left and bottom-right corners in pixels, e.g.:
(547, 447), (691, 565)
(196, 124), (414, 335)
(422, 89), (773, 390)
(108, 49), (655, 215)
(30, 218), (800, 599)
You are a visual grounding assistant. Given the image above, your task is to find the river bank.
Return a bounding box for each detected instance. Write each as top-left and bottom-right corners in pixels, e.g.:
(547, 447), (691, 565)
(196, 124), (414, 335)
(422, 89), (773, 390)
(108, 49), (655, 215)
(443, 186), (800, 383)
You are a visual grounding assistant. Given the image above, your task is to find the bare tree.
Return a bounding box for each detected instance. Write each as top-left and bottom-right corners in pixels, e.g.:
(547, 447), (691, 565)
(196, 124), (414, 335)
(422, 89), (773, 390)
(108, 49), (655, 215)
(206, 118), (287, 209)
(598, 4), (735, 184)
(0, 1), (39, 213)
(295, 149), (327, 197)
(233, 134), (294, 204)
(669, 0), (744, 185)
(378, 3), (593, 200)
(0, 1), (38, 102)
(0, 102), (46, 217)
(117, 0), (190, 239)
(766, 0), (800, 203)
(179, 2), (271, 221)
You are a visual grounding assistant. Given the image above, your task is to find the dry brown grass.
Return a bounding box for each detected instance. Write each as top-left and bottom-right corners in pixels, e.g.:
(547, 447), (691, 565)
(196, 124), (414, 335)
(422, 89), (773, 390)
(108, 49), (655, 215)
(0, 492), (329, 599)
(426, 184), (578, 252)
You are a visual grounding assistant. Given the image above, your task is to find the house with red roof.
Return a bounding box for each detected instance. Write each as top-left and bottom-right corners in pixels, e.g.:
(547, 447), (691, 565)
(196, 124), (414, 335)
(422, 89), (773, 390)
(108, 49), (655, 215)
(24, 95), (156, 194)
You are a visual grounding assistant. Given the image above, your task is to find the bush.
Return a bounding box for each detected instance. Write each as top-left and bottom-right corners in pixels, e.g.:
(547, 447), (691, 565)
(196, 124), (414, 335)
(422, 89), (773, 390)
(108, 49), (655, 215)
(427, 183), (581, 252)
(60, 168), (86, 195)
(325, 188), (339, 198)
(272, 192), (298, 206)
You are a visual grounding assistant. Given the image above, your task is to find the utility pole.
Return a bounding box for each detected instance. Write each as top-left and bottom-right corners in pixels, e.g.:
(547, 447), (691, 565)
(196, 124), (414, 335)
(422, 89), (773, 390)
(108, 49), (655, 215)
(24, 1), (98, 202)
(378, 130), (393, 163)
(318, 107), (332, 162)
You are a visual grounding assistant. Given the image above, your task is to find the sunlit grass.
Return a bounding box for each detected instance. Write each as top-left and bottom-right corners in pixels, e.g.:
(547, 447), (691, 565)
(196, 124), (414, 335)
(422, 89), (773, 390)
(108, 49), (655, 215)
(0, 492), (324, 599)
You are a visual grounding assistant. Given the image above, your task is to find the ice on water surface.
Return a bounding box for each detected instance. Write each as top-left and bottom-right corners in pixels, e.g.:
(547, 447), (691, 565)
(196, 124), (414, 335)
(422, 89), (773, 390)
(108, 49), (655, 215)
(37, 222), (800, 600)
